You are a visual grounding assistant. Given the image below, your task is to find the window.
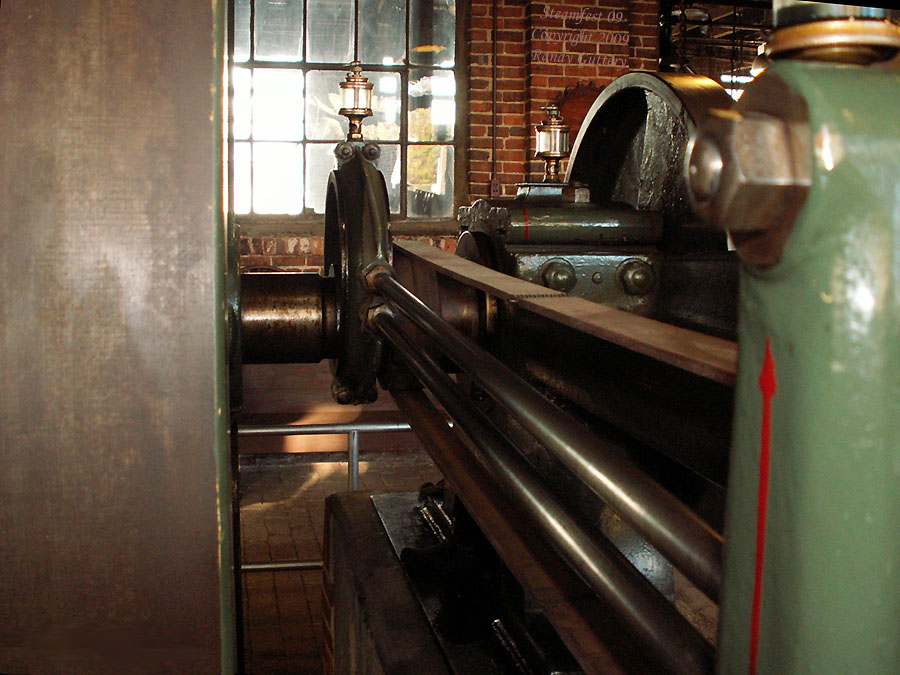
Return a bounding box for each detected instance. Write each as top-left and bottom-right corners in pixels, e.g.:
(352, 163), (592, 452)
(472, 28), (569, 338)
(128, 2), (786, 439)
(231, 0), (458, 219)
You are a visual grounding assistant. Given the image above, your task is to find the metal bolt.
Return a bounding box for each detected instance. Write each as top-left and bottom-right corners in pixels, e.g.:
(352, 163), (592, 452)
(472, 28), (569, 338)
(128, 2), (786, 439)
(333, 385), (352, 405)
(688, 134), (723, 202)
(335, 142), (355, 161)
(591, 271), (603, 284)
(541, 260), (577, 293)
(618, 259), (656, 296)
(362, 143), (380, 162)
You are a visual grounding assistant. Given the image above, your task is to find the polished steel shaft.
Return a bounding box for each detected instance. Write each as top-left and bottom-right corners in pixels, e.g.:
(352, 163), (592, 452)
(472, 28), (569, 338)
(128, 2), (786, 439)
(240, 272), (337, 364)
(372, 310), (714, 674)
(371, 270), (723, 602)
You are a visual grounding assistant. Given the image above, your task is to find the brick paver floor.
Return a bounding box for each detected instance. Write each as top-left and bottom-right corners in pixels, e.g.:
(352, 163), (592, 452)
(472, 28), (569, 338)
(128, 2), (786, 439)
(238, 450), (442, 675)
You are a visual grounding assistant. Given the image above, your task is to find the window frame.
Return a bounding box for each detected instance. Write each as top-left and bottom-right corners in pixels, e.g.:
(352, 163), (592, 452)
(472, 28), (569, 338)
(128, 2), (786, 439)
(228, 0), (468, 236)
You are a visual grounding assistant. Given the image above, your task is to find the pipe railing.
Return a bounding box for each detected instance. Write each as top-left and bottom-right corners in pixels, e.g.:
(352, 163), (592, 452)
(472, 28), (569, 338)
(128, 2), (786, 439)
(370, 269), (723, 602)
(372, 310), (714, 674)
(237, 420), (413, 573)
(237, 420), (412, 491)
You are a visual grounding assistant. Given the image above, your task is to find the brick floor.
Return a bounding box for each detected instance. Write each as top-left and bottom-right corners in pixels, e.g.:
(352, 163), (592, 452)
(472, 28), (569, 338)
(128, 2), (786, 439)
(238, 451), (443, 675)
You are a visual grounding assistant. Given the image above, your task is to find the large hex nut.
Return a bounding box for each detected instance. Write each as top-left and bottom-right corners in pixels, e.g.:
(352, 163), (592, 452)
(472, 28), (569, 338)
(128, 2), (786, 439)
(688, 108), (811, 232)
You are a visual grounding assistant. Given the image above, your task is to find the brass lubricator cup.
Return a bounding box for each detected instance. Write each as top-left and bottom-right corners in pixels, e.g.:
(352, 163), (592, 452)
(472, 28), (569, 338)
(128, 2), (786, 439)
(534, 105), (570, 183)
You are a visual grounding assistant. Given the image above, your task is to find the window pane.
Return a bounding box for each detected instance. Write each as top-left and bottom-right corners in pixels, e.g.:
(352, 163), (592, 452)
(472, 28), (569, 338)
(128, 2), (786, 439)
(234, 142), (251, 214)
(366, 71), (401, 141)
(410, 0), (455, 67)
(253, 143), (303, 214)
(407, 145), (453, 217)
(359, 0), (405, 65)
(408, 69), (455, 142)
(234, 0), (251, 62)
(306, 144), (400, 214)
(305, 71), (346, 141)
(307, 0), (354, 63)
(305, 143), (335, 214)
(252, 69), (303, 141)
(374, 144), (401, 214)
(255, 0), (304, 62)
(232, 67), (252, 140)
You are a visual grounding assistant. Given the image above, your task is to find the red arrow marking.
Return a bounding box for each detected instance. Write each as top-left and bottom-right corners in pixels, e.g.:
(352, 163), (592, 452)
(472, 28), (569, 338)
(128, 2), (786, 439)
(750, 339), (777, 674)
(522, 206), (530, 241)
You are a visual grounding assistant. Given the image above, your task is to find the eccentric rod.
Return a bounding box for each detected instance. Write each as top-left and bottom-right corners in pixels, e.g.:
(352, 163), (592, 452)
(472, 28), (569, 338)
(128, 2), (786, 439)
(369, 269), (723, 602)
(371, 310), (714, 674)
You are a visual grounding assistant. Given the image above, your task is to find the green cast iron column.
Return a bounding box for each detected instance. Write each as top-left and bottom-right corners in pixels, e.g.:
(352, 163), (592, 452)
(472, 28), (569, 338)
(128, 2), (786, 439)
(718, 61), (900, 672)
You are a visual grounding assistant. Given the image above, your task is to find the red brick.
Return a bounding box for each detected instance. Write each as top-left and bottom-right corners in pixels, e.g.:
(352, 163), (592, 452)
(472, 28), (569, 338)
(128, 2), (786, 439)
(240, 255), (273, 270)
(497, 55), (521, 67)
(498, 6), (524, 18)
(499, 17), (526, 31)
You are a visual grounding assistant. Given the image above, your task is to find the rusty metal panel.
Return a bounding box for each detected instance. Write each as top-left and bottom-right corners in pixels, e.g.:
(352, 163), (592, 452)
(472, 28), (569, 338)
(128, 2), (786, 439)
(0, 1), (232, 672)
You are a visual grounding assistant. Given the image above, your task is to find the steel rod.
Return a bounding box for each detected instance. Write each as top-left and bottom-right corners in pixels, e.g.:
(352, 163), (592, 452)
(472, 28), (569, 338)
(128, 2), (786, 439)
(238, 422), (412, 436)
(392, 389), (628, 671)
(348, 430), (359, 491)
(372, 311), (714, 675)
(371, 270), (723, 602)
(241, 561), (323, 572)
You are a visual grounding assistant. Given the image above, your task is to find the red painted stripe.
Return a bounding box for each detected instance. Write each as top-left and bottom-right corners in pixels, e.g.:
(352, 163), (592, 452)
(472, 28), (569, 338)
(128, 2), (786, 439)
(750, 340), (777, 674)
(522, 206), (530, 241)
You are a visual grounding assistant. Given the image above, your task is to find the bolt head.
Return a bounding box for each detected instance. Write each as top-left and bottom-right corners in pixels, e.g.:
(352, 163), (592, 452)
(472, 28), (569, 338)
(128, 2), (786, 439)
(362, 143), (380, 161)
(541, 260), (577, 293)
(335, 142), (355, 161)
(618, 259), (656, 296)
(688, 134), (723, 202)
(333, 385), (352, 405)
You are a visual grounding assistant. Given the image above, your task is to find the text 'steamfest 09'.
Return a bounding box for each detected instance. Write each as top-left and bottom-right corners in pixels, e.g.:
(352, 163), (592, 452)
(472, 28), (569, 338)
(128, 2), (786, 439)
(532, 5), (629, 69)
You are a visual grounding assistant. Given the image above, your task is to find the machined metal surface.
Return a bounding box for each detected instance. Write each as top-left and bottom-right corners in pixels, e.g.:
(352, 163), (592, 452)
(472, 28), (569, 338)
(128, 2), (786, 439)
(395, 241), (737, 385)
(371, 269), (723, 603)
(240, 272), (338, 364)
(686, 90), (811, 232)
(241, 561), (323, 572)
(717, 60), (900, 673)
(372, 492), (513, 675)
(766, 18), (900, 62)
(393, 389), (637, 673)
(0, 2), (234, 671)
(374, 315), (714, 674)
(687, 67), (813, 268)
(323, 143), (392, 404)
(566, 72), (734, 233)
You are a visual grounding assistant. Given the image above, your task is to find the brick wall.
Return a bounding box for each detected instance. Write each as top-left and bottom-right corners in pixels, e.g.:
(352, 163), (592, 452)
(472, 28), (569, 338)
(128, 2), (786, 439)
(469, 0), (659, 199)
(239, 233), (458, 271)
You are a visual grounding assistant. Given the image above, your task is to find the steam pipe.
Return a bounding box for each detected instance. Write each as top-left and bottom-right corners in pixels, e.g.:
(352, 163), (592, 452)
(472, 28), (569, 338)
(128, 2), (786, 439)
(370, 269), (723, 602)
(371, 310), (714, 674)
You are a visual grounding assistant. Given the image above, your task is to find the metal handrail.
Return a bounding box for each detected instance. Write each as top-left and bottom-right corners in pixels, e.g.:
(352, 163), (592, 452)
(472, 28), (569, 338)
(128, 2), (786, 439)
(237, 421), (413, 491)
